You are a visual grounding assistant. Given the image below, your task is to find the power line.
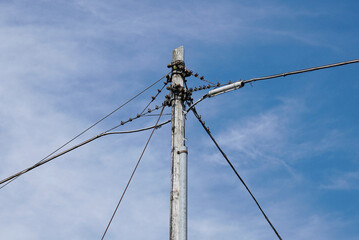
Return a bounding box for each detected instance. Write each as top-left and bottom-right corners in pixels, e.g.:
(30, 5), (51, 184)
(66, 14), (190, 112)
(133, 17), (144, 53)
(206, 59), (359, 98)
(0, 86), (169, 188)
(185, 68), (216, 85)
(100, 106), (166, 240)
(243, 59), (359, 84)
(0, 120), (170, 187)
(191, 107), (282, 240)
(104, 81), (169, 134)
(185, 59), (359, 105)
(139, 82), (167, 115)
(141, 113), (171, 117)
(0, 73), (169, 190)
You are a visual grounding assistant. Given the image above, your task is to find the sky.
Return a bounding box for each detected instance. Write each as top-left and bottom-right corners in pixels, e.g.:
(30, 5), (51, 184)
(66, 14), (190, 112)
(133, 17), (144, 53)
(0, 0), (358, 239)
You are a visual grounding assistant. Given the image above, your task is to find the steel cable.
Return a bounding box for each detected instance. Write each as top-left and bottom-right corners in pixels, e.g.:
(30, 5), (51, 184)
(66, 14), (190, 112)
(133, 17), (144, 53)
(0, 120), (170, 186)
(0, 73), (169, 190)
(100, 106), (166, 240)
(243, 59), (359, 84)
(191, 107), (282, 240)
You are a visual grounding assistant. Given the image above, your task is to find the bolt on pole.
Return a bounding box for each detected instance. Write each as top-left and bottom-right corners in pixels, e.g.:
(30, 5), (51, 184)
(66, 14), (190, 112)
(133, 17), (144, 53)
(169, 46), (188, 240)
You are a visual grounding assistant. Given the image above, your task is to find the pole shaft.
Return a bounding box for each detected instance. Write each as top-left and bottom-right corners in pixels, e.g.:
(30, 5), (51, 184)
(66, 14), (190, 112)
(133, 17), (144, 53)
(170, 46), (187, 240)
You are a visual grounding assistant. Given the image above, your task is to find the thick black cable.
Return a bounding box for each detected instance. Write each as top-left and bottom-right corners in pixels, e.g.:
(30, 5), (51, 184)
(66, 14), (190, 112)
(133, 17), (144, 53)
(100, 106), (166, 240)
(0, 73), (169, 190)
(191, 107), (282, 240)
(0, 120), (170, 186)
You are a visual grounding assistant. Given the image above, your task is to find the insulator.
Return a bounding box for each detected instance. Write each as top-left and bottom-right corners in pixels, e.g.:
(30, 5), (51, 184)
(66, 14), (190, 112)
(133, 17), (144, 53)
(137, 114), (140, 118)
(167, 64), (171, 68)
(200, 76), (204, 80)
(217, 82), (220, 86)
(157, 89), (162, 93)
(228, 80), (232, 84)
(207, 84), (211, 88)
(198, 86), (202, 90)
(120, 121), (125, 125)
(129, 118), (132, 122)
(152, 96), (156, 100)
(189, 88), (193, 92)
(203, 85), (206, 89)
(155, 105), (159, 109)
(148, 108), (152, 113)
(194, 87), (198, 91)
(194, 73), (199, 77)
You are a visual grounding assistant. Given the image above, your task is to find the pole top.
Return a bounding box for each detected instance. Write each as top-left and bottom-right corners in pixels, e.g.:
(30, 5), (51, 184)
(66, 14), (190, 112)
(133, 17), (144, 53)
(172, 46), (184, 64)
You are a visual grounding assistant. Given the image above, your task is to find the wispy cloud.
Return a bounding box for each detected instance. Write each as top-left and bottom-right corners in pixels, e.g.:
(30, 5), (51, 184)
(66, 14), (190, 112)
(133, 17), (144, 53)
(0, 0), (358, 239)
(321, 170), (359, 190)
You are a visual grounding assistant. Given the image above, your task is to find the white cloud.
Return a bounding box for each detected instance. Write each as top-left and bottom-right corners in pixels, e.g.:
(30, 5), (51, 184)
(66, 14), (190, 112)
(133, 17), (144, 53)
(0, 0), (357, 239)
(321, 170), (359, 190)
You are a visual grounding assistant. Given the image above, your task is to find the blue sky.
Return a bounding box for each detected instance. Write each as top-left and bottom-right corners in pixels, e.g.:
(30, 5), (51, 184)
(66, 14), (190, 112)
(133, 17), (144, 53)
(0, 0), (358, 239)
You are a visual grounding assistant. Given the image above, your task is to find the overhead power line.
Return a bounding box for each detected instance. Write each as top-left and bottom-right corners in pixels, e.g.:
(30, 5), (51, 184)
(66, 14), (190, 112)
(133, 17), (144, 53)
(139, 81), (167, 115)
(0, 120), (171, 187)
(191, 107), (282, 240)
(100, 106), (166, 240)
(206, 59), (359, 98)
(243, 59), (359, 84)
(0, 72), (169, 190)
(104, 81), (169, 134)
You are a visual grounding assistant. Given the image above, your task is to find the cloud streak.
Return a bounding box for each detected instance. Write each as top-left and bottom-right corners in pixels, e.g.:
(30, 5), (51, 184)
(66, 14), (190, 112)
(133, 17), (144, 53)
(0, 0), (358, 239)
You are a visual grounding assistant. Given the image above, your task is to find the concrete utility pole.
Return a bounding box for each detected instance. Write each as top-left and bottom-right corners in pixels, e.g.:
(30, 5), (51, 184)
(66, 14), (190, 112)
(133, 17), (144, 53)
(169, 46), (188, 240)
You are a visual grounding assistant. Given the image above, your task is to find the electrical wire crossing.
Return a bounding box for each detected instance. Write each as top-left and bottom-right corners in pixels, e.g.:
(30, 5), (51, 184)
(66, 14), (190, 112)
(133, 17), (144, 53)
(191, 107), (283, 240)
(0, 72), (169, 190)
(100, 105), (166, 240)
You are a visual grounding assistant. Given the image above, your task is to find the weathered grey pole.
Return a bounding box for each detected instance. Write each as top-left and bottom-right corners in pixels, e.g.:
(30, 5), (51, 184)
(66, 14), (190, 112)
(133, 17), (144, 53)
(170, 46), (188, 240)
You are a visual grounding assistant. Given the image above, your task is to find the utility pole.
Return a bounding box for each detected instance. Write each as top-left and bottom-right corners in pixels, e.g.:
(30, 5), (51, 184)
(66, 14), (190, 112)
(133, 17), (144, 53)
(169, 46), (188, 240)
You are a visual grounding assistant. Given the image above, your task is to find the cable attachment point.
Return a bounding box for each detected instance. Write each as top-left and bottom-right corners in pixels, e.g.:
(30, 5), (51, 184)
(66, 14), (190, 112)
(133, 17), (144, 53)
(177, 149), (188, 154)
(184, 69), (193, 77)
(184, 68), (216, 86)
(162, 100), (171, 107)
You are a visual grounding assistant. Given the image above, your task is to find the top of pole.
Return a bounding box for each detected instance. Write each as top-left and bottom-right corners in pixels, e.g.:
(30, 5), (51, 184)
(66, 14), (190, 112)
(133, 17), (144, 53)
(172, 46), (184, 64)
